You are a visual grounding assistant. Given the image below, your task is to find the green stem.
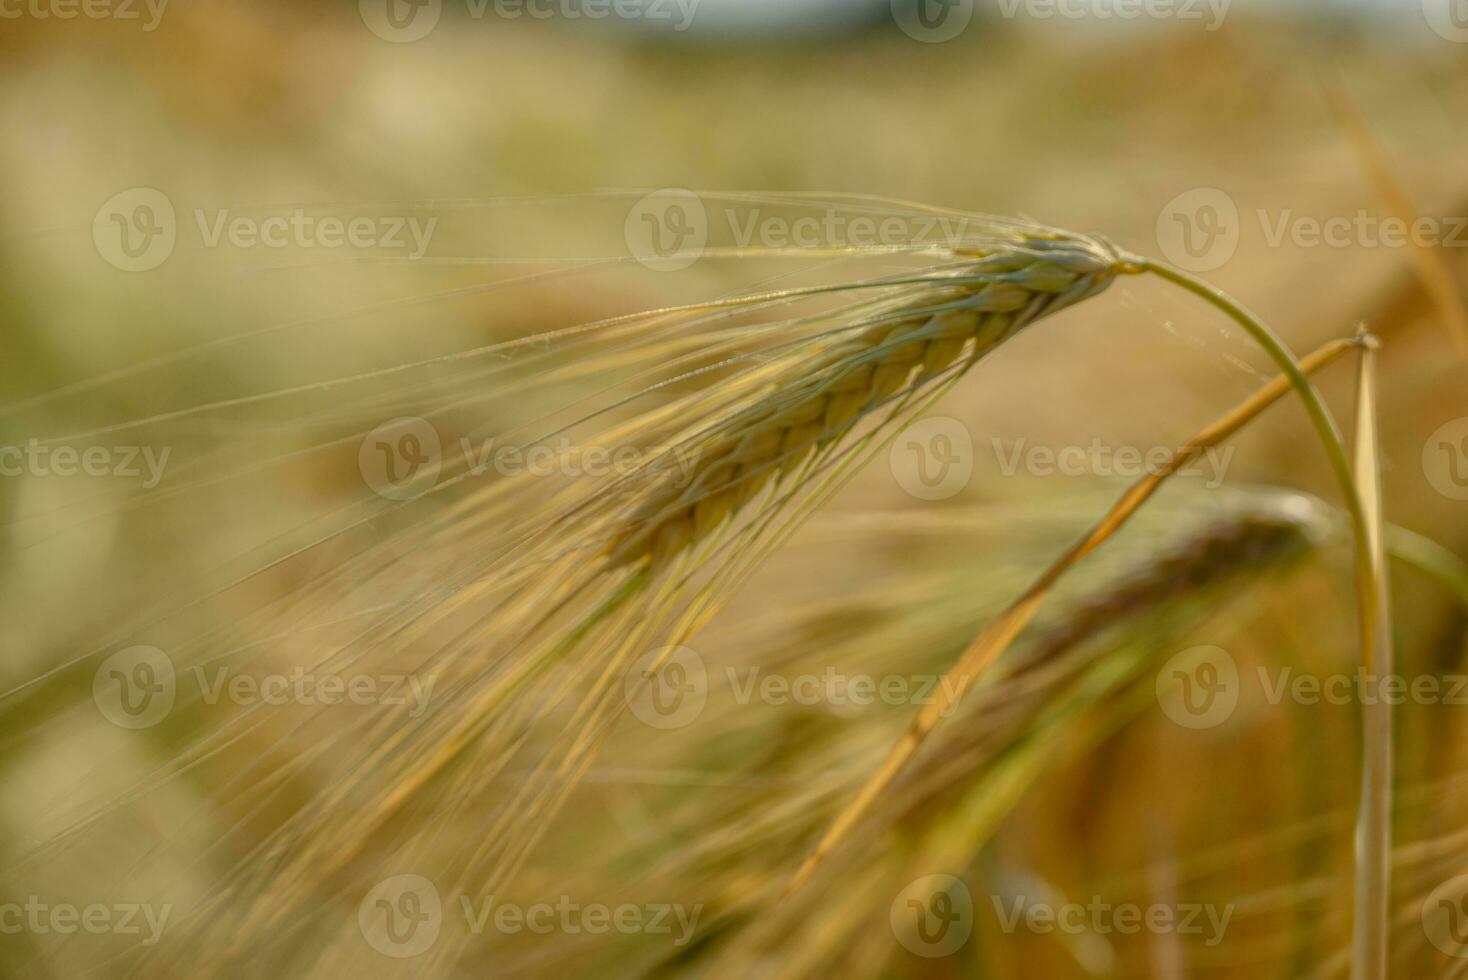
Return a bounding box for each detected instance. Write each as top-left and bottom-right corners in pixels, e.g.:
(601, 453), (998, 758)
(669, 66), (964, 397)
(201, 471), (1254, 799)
(1127, 257), (1386, 980)
(1129, 259), (1370, 559)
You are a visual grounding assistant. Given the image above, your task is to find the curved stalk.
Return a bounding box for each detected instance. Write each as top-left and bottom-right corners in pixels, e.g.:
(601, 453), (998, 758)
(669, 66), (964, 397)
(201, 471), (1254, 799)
(1123, 259), (1371, 573)
(1128, 257), (1388, 980)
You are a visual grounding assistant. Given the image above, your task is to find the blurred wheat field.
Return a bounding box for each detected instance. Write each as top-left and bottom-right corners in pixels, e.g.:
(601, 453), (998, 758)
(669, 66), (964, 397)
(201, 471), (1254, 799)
(4, 3), (1468, 978)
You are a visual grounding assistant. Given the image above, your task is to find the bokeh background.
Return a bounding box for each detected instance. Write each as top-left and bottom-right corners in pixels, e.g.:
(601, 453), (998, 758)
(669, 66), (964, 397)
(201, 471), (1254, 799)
(4, 1), (1468, 977)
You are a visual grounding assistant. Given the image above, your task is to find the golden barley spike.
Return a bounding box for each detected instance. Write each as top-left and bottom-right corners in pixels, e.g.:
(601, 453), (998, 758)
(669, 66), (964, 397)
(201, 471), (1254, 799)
(608, 232), (1124, 568)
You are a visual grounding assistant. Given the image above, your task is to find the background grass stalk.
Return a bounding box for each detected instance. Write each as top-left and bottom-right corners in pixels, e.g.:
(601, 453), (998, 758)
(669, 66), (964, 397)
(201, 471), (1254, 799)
(1350, 333), (1393, 980)
(1329, 85), (1468, 364)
